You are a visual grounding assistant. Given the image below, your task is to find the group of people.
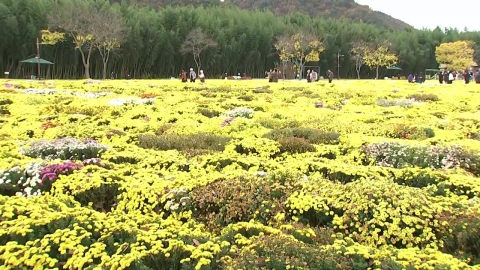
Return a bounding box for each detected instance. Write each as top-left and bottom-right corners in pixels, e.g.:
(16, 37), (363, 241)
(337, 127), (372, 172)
(407, 69), (480, 84)
(407, 73), (425, 83)
(181, 68), (205, 83)
(436, 69), (480, 84)
(265, 68), (334, 83)
(306, 69), (334, 83)
(267, 68), (280, 82)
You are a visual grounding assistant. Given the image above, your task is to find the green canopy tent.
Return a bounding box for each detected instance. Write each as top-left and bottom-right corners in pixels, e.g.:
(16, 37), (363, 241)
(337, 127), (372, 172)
(386, 66), (402, 79)
(19, 56), (54, 79)
(387, 66), (402, 71)
(425, 69), (440, 80)
(20, 57), (54, 65)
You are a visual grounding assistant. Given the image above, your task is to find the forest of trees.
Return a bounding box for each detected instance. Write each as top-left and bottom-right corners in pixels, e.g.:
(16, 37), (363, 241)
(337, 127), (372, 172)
(1, 0), (479, 79)
(123, 0), (411, 30)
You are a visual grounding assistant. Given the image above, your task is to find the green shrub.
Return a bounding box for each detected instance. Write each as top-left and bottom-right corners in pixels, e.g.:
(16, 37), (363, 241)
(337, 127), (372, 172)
(138, 133), (231, 152)
(197, 108), (221, 118)
(0, 107), (10, 115)
(438, 210), (480, 265)
(188, 176), (299, 229)
(407, 93), (439, 102)
(264, 127), (340, 145)
(257, 118), (301, 129)
(0, 99), (13, 105)
(252, 86), (273, 94)
(432, 111), (447, 119)
(387, 123), (435, 140)
(278, 137), (316, 154)
(74, 183), (121, 212)
(155, 123), (173, 135)
(238, 95), (254, 101)
(0, 183), (21, 196)
(226, 235), (353, 270)
(199, 90), (217, 98)
(63, 105), (110, 116)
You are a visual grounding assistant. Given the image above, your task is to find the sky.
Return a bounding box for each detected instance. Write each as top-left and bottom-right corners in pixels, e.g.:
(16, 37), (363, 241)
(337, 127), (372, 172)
(355, 0), (479, 31)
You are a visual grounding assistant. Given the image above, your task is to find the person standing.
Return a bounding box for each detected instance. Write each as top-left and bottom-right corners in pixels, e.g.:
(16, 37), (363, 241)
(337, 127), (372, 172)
(448, 71), (454, 84)
(199, 70), (205, 83)
(311, 70), (318, 82)
(438, 71), (443, 84)
(327, 69), (334, 83)
(464, 69), (470, 84)
(189, 68), (196, 83)
(272, 68), (279, 82)
(443, 71), (449, 84)
(181, 70), (187, 83)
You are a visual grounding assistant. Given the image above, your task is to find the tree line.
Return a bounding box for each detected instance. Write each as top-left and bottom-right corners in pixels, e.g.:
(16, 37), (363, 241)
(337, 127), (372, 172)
(1, 0), (479, 79)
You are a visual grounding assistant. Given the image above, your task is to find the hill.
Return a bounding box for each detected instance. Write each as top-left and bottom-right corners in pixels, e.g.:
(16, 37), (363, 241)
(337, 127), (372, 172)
(124, 0), (412, 30)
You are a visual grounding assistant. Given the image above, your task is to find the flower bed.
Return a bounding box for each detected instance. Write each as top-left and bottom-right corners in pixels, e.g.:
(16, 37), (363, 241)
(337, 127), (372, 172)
(0, 79), (480, 269)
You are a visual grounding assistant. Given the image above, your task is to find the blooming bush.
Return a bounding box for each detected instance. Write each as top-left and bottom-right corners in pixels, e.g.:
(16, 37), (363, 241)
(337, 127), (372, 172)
(362, 142), (479, 173)
(20, 138), (109, 160)
(387, 123), (435, 140)
(0, 161), (45, 197)
(377, 97), (416, 107)
(224, 107), (254, 118)
(0, 158), (108, 198)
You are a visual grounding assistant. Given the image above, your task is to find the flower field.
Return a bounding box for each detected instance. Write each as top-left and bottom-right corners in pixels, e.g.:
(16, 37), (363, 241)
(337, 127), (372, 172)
(1, 78), (480, 269)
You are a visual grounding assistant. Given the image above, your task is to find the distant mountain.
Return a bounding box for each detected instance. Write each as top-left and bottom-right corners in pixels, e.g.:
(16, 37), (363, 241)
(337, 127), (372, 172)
(122, 0), (412, 30)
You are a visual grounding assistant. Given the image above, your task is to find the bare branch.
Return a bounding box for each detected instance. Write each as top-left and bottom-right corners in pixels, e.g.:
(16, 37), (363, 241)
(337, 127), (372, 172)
(180, 27), (217, 72)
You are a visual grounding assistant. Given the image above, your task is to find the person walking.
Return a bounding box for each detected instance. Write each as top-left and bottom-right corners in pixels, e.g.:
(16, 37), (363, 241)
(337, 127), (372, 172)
(327, 69), (334, 83)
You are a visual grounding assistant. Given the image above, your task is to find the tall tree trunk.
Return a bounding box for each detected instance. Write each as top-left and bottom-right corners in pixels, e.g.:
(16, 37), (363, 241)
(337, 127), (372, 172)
(101, 50), (110, 80)
(79, 49), (89, 79)
(376, 66), (379, 79)
(78, 44), (94, 79)
(195, 54), (201, 74)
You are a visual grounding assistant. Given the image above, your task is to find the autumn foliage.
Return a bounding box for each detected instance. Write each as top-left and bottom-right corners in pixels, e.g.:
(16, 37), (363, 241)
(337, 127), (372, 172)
(435, 40), (475, 71)
(274, 32), (324, 77)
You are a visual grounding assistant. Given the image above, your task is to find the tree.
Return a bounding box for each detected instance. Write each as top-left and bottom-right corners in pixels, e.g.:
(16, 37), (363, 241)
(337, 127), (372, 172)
(474, 46), (480, 64)
(350, 41), (369, 79)
(274, 32), (324, 79)
(363, 42), (398, 79)
(47, 0), (99, 79)
(435, 40), (475, 71)
(92, 8), (127, 79)
(180, 27), (217, 73)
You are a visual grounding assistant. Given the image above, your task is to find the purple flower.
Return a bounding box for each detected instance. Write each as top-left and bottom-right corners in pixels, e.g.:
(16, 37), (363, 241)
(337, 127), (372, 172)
(221, 117), (235, 127)
(39, 161), (84, 183)
(83, 158), (102, 165)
